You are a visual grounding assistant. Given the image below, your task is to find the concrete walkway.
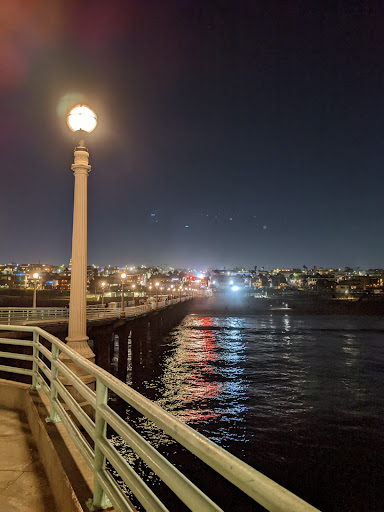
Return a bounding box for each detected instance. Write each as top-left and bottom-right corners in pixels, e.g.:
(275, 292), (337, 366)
(0, 407), (56, 512)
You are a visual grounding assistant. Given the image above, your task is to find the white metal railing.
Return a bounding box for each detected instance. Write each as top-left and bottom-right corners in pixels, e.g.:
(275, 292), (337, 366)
(0, 307), (69, 325)
(0, 324), (319, 512)
(0, 297), (192, 326)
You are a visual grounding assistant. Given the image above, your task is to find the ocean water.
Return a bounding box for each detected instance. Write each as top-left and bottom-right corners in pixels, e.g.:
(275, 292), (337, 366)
(107, 314), (384, 511)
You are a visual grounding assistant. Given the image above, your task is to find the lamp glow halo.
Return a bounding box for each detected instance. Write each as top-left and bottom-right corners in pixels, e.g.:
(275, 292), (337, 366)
(67, 105), (97, 133)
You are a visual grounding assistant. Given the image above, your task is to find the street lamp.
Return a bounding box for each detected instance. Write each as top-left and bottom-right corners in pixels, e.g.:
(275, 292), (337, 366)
(155, 282), (159, 308)
(101, 282), (106, 306)
(131, 284), (136, 304)
(67, 105), (97, 133)
(120, 273), (126, 317)
(65, 104), (97, 362)
(32, 273), (39, 308)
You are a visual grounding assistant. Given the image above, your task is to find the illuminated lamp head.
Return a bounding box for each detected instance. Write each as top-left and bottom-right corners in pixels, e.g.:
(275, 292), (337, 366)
(67, 105), (97, 133)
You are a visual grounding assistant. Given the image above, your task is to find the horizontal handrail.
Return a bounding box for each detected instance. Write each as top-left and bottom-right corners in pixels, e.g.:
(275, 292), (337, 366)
(0, 306), (69, 310)
(0, 324), (319, 512)
(0, 297), (192, 325)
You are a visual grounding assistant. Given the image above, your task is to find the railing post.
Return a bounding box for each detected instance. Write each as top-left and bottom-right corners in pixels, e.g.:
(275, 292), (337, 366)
(30, 330), (41, 390)
(86, 380), (111, 511)
(45, 344), (61, 423)
(8, 309), (11, 325)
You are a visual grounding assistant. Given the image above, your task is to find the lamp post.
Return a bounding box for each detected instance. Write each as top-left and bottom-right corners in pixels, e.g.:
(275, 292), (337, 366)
(32, 273), (39, 308)
(120, 273), (126, 318)
(155, 282), (159, 308)
(65, 105), (97, 362)
(101, 282), (106, 306)
(131, 284), (136, 306)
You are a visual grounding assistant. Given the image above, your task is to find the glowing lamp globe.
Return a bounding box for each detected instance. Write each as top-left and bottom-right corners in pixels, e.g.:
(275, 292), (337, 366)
(33, 273), (39, 279)
(121, 273), (127, 279)
(67, 105), (97, 133)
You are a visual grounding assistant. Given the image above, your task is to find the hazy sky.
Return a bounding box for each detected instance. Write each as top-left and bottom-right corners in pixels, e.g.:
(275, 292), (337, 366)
(2, 1), (384, 269)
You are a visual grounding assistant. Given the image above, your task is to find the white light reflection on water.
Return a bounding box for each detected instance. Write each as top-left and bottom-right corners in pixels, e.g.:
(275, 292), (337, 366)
(342, 333), (360, 366)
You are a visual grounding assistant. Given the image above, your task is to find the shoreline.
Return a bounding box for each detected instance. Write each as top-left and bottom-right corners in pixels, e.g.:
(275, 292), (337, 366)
(189, 296), (384, 316)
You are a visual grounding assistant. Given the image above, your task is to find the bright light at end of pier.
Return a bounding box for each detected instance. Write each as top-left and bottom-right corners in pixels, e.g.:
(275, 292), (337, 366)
(67, 105), (97, 133)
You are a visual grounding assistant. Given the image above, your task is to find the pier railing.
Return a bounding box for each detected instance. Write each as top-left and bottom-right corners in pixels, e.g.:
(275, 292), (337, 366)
(0, 297), (191, 325)
(0, 324), (319, 512)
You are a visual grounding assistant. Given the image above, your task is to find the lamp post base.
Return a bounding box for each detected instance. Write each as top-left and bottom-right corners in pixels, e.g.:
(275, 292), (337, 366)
(65, 335), (95, 360)
(61, 336), (96, 420)
(62, 336), (96, 387)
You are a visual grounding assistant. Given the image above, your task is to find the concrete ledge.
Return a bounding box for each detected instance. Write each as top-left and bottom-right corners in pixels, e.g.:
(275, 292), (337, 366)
(0, 378), (87, 512)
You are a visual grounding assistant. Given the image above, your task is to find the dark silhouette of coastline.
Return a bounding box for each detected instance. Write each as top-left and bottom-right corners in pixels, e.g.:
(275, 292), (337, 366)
(190, 295), (384, 316)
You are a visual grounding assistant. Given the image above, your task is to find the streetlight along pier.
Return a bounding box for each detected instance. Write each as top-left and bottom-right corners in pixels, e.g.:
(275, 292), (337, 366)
(0, 104), (319, 511)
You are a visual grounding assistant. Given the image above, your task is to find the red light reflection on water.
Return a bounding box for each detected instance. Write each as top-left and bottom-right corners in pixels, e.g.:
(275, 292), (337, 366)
(167, 316), (223, 424)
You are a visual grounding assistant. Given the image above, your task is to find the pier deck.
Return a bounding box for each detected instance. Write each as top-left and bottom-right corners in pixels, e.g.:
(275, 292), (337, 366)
(0, 407), (56, 512)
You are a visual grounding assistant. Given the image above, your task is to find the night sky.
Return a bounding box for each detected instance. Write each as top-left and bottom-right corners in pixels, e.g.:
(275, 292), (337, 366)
(2, 1), (384, 269)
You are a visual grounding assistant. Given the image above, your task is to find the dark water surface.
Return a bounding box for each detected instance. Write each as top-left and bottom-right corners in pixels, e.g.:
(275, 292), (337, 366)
(105, 314), (384, 511)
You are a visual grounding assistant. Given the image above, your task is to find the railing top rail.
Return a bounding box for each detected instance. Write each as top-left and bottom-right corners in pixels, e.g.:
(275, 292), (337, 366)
(0, 324), (39, 332)
(0, 307), (68, 311)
